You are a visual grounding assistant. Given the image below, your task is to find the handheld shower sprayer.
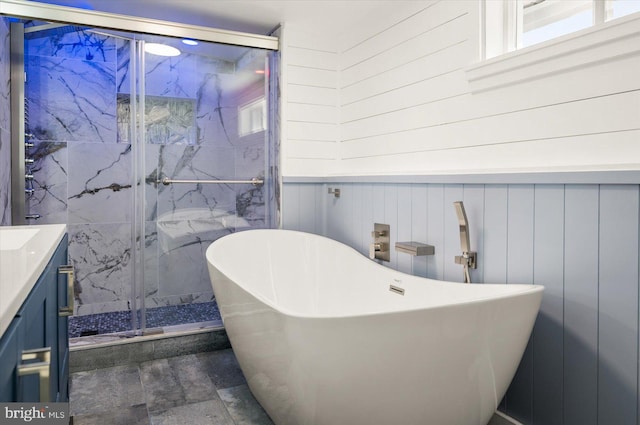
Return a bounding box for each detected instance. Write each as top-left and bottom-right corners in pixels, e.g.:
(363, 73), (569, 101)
(453, 201), (477, 283)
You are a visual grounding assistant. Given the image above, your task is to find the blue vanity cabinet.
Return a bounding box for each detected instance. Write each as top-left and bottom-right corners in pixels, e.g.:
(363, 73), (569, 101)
(16, 263), (49, 402)
(0, 234), (70, 403)
(0, 317), (23, 401)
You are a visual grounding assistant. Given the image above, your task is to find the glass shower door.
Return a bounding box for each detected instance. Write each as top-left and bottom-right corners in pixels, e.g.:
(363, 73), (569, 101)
(8, 5), (279, 341)
(137, 36), (274, 331)
(19, 22), (145, 337)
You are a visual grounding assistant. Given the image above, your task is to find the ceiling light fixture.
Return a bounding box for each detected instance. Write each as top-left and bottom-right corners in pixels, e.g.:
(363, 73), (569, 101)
(145, 43), (181, 57)
(182, 39), (198, 46)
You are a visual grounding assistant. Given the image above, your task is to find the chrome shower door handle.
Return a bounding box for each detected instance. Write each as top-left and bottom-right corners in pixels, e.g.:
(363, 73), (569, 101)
(18, 347), (51, 402)
(58, 265), (75, 317)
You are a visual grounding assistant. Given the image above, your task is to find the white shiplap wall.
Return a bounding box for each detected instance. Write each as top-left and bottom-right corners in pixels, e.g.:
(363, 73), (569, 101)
(281, 0), (640, 177)
(280, 22), (339, 176)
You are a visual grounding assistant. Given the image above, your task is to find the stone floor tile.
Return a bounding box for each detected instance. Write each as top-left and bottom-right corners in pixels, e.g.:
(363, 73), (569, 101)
(149, 399), (235, 425)
(140, 354), (218, 413)
(70, 365), (145, 416)
(71, 404), (150, 425)
(218, 384), (274, 425)
(196, 349), (247, 389)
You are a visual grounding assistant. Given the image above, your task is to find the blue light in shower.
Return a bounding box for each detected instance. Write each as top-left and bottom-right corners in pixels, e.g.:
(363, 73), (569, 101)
(39, 0), (95, 10)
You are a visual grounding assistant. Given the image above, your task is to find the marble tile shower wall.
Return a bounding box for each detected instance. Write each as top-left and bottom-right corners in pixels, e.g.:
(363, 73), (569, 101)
(25, 29), (267, 316)
(0, 18), (10, 225)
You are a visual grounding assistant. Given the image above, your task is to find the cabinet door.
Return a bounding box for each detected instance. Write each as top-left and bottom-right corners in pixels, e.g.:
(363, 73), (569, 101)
(16, 271), (49, 403)
(0, 317), (22, 402)
(0, 235), (69, 403)
(13, 236), (69, 403)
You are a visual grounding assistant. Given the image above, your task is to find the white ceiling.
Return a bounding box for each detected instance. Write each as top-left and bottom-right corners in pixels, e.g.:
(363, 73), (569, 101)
(38, 0), (420, 36)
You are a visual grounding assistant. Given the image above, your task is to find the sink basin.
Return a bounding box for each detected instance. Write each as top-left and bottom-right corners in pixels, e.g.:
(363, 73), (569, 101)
(0, 224), (66, 339)
(0, 228), (40, 250)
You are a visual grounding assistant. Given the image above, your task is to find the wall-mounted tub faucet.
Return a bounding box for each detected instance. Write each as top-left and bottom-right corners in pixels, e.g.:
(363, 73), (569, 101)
(453, 201), (477, 283)
(370, 223), (390, 262)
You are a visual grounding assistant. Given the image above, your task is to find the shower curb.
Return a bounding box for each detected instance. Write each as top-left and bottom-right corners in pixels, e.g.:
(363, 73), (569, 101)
(69, 326), (230, 373)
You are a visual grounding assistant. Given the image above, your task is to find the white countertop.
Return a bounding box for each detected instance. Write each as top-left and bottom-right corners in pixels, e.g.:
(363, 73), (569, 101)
(0, 224), (67, 338)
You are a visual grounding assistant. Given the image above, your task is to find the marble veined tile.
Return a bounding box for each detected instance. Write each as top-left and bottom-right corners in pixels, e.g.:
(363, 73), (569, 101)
(155, 144), (236, 218)
(235, 142), (265, 176)
(0, 130), (10, 225)
(236, 184), (266, 229)
(67, 143), (132, 224)
(141, 144), (161, 221)
(144, 52), (198, 99)
(145, 292), (215, 309)
(25, 55), (117, 143)
(158, 143), (236, 180)
(68, 223), (132, 313)
(0, 18), (9, 133)
(157, 227), (230, 299)
(143, 221), (159, 302)
(234, 142), (266, 226)
(25, 27), (116, 63)
(196, 74), (235, 147)
(116, 38), (132, 94)
(0, 20), (7, 225)
(28, 141), (68, 224)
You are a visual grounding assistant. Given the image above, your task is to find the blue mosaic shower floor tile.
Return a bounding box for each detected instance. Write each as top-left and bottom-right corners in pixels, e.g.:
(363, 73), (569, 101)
(68, 301), (221, 338)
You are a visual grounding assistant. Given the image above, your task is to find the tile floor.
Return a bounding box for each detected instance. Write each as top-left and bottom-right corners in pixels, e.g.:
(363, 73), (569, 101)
(70, 349), (274, 425)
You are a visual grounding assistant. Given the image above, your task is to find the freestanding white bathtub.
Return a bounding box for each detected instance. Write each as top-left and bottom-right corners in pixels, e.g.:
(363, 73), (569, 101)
(206, 229), (543, 425)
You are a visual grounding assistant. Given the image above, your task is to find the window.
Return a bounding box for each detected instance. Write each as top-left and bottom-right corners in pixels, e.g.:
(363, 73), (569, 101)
(522, 0), (593, 47)
(485, 0), (640, 59)
(238, 97), (266, 137)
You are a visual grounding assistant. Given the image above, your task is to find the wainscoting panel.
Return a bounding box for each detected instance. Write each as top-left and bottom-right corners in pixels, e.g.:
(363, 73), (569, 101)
(532, 185), (565, 425)
(563, 185), (599, 425)
(427, 184), (445, 281)
(504, 185), (535, 423)
(282, 180), (640, 425)
(598, 185), (639, 424)
(483, 185), (509, 285)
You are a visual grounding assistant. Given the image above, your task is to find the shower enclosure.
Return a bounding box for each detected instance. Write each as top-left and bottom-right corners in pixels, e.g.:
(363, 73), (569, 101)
(3, 1), (280, 339)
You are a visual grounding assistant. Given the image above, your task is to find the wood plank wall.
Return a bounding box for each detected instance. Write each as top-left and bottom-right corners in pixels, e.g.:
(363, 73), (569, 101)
(280, 23), (339, 176)
(282, 181), (640, 425)
(280, 0), (640, 176)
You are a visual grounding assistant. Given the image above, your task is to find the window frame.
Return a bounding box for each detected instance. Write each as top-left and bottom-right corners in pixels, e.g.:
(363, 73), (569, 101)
(238, 96), (267, 138)
(467, 8), (640, 93)
(484, 0), (613, 60)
